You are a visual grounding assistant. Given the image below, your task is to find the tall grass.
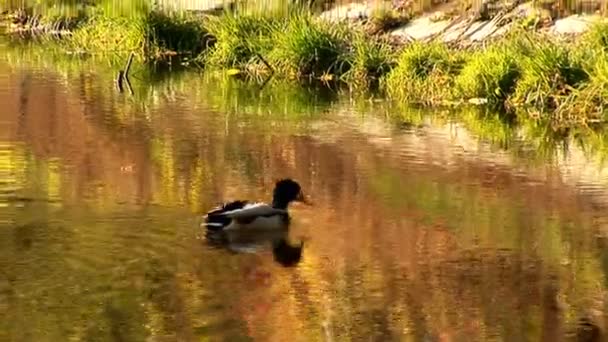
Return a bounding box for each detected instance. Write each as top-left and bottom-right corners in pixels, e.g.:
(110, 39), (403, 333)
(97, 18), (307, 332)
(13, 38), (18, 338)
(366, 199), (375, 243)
(146, 11), (210, 56)
(69, 11), (147, 55)
(455, 45), (520, 103)
(557, 52), (608, 125)
(202, 13), (279, 68)
(69, 9), (209, 58)
(512, 37), (588, 112)
(383, 42), (461, 104)
(343, 31), (395, 87)
(269, 13), (350, 78)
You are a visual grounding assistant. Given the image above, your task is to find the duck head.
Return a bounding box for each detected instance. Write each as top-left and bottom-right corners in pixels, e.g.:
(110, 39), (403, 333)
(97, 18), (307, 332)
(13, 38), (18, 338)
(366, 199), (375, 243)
(272, 179), (309, 209)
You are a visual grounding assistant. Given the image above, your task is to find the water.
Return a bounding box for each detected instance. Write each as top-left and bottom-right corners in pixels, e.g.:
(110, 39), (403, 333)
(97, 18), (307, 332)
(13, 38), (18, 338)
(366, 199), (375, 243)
(1, 49), (608, 342)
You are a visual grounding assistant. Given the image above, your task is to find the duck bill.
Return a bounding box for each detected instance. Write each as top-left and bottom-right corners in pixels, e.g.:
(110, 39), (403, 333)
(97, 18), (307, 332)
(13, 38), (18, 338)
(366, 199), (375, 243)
(296, 191), (312, 205)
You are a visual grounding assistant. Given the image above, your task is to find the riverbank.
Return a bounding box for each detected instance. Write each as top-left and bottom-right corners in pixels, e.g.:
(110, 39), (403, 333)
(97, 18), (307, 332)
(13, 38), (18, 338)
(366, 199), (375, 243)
(2, 2), (608, 130)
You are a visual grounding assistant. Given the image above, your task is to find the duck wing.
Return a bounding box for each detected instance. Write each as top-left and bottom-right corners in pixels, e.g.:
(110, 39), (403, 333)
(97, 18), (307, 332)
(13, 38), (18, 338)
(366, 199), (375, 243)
(203, 200), (248, 231)
(220, 202), (287, 223)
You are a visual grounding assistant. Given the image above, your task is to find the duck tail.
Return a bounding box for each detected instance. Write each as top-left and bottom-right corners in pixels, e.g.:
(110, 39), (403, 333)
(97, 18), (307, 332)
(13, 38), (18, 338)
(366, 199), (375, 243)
(202, 213), (228, 231)
(201, 200), (248, 231)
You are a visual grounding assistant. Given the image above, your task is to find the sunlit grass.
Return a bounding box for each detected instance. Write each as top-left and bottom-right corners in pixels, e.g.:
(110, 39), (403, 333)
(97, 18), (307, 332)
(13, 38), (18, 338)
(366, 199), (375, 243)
(342, 31), (396, 88)
(69, 9), (209, 58)
(383, 42), (462, 104)
(455, 45), (520, 104)
(202, 13), (279, 68)
(366, 7), (411, 34)
(511, 37), (588, 114)
(269, 13), (351, 78)
(556, 52), (608, 126)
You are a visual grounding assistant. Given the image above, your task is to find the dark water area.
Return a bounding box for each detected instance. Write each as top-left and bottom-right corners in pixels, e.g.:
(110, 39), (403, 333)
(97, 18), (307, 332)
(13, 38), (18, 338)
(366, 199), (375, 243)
(2, 45), (608, 342)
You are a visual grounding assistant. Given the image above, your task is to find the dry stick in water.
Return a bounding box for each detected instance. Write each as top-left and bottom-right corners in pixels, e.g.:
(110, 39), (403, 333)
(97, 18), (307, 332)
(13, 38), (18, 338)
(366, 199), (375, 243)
(116, 52), (135, 94)
(116, 70), (124, 93)
(124, 52), (135, 78)
(256, 53), (274, 74)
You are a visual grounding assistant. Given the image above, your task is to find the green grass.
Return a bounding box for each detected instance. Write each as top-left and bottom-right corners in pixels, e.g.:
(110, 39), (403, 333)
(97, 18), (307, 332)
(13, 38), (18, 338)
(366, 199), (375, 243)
(582, 23), (608, 52)
(383, 42), (462, 104)
(342, 31), (395, 87)
(366, 8), (411, 34)
(145, 11), (210, 56)
(556, 52), (608, 126)
(512, 37), (588, 113)
(455, 45), (520, 103)
(69, 11), (147, 55)
(69, 9), (209, 58)
(269, 13), (350, 78)
(202, 13), (279, 69)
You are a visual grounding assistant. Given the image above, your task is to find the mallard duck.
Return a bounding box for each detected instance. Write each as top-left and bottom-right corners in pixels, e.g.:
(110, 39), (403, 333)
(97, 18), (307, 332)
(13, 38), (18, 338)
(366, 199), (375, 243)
(202, 179), (308, 232)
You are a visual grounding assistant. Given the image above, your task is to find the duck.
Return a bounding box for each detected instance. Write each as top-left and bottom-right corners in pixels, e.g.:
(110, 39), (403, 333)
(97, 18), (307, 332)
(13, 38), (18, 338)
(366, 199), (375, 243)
(202, 179), (308, 232)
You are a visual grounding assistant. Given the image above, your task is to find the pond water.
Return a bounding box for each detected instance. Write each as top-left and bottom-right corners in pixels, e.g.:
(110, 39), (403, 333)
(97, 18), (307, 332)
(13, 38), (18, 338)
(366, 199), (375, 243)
(1, 47), (608, 342)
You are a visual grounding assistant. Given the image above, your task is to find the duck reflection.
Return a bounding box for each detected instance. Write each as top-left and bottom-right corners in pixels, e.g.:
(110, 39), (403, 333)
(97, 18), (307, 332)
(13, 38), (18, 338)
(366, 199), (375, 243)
(572, 317), (602, 342)
(205, 229), (304, 267)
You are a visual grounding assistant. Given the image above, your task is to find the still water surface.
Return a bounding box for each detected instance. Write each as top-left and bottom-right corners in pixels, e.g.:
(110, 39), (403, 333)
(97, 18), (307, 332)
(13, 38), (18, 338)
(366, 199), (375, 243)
(1, 51), (608, 341)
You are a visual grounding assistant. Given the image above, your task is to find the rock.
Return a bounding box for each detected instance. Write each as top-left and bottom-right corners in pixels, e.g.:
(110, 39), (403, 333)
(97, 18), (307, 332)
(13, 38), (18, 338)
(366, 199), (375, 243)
(468, 98), (489, 105)
(318, 3), (372, 22)
(390, 15), (452, 40)
(318, 2), (394, 22)
(155, 0), (231, 13)
(548, 14), (603, 35)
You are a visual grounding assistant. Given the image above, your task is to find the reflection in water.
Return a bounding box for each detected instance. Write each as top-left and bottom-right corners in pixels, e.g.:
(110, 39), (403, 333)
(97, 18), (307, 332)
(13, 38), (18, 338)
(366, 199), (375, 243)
(1, 48), (608, 341)
(206, 229), (304, 268)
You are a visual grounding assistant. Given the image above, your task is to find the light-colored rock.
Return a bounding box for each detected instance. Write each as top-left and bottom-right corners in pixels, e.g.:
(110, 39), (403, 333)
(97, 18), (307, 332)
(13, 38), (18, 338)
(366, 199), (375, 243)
(321, 1), (607, 44)
(391, 15), (452, 40)
(318, 2), (392, 22)
(155, 0), (228, 12)
(467, 20), (508, 41)
(549, 14), (603, 34)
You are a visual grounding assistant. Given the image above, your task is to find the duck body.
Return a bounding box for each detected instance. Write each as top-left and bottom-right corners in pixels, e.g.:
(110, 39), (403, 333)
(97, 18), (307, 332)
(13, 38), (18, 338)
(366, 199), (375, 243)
(202, 179), (306, 233)
(204, 201), (290, 232)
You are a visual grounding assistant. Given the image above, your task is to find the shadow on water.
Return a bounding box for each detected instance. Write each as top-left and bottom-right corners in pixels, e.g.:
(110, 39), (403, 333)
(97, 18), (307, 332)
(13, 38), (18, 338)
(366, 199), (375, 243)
(3, 42), (608, 341)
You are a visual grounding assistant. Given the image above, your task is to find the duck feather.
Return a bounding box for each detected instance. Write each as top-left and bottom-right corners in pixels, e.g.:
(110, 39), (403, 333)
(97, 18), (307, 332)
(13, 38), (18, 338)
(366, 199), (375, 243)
(219, 202), (287, 220)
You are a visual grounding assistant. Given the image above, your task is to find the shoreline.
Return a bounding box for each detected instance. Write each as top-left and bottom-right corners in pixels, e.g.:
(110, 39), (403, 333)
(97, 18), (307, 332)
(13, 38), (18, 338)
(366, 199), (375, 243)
(1, 2), (608, 131)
